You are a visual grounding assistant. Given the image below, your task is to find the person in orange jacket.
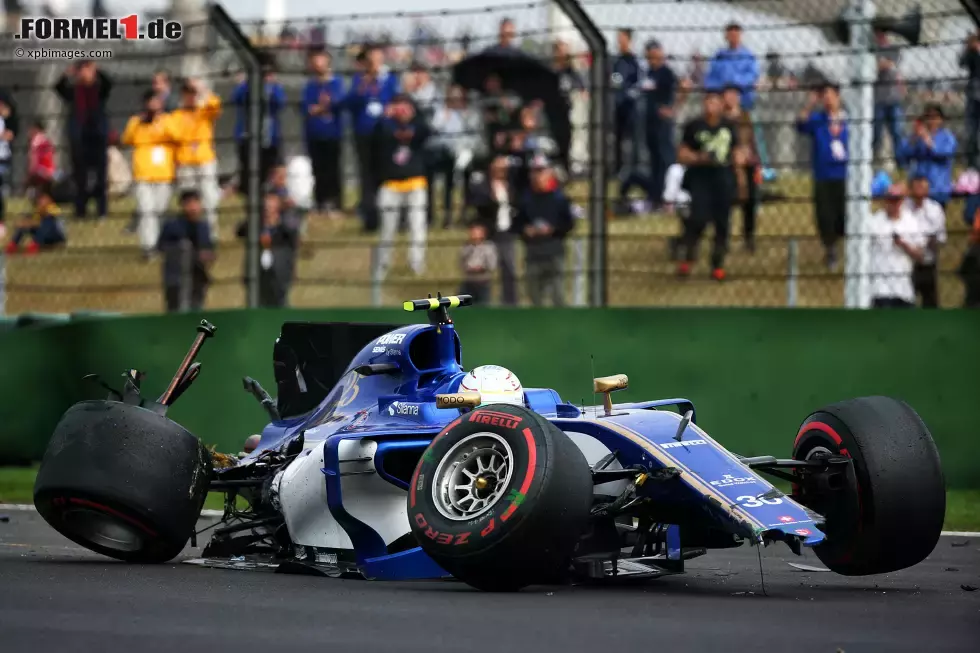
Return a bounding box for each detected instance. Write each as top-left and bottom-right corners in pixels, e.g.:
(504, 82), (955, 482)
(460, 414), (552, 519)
(121, 90), (178, 258)
(170, 78), (222, 232)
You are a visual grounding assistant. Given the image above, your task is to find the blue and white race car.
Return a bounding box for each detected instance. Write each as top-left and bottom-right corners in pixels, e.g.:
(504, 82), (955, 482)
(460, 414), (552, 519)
(33, 295), (946, 591)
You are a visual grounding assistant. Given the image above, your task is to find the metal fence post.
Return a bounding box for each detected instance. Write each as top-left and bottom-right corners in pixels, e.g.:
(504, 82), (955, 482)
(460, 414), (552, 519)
(844, 0), (875, 309)
(245, 69), (265, 310)
(207, 3), (263, 309)
(962, 1), (980, 25)
(552, 0), (608, 307)
(786, 238), (798, 308)
(173, 0), (208, 80)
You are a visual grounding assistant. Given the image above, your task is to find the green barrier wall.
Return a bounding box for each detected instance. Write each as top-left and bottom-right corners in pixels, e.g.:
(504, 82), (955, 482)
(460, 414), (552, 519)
(1, 309), (978, 487)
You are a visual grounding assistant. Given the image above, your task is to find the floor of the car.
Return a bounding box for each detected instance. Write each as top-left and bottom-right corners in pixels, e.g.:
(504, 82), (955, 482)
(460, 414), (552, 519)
(182, 551), (362, 578)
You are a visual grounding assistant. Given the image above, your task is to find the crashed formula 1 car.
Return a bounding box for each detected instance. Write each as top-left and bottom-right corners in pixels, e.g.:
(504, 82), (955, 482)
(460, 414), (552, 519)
(33, 295), (946, 590)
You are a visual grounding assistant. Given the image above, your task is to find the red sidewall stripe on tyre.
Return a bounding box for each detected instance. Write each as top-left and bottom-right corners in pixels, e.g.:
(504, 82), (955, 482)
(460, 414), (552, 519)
(795, 421), (843, 449)
(500, 427), (537, 523)
(63, 497), (158, 537)
(794, 420), (863, 557)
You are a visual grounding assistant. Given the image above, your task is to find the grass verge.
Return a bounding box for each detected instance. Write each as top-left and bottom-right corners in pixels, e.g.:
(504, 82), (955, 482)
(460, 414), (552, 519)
(0, 466), (231, 512)
(1, 466), (976, 530)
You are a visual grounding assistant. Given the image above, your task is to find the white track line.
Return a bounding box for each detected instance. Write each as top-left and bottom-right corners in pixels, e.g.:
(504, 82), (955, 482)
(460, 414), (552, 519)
(0, 504), (223, 518)
(1, 504), (977, 535)
(940, 531), (980, 537)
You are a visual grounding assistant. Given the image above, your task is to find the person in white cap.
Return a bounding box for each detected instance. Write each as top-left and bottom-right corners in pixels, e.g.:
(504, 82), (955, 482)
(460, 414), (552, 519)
(904, 175), (947, 308)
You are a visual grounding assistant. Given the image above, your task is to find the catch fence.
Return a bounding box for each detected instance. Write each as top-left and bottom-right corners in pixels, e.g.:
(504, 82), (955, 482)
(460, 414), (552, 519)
(0, 0), (976, 313)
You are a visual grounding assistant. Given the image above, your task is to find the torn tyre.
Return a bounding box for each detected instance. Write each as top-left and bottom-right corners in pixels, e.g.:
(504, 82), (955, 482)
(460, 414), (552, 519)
(34, 400), (212, 563)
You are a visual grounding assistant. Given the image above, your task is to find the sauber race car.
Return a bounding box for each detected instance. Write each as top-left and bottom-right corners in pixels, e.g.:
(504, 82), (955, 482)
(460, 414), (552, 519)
(33, 295), (946, 591)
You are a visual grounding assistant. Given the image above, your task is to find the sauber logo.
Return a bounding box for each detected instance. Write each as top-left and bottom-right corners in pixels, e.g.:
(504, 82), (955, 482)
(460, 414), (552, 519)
(468, 410), (522, 430)
(659, 439), (706, 449)
(795, 528), (812, 536)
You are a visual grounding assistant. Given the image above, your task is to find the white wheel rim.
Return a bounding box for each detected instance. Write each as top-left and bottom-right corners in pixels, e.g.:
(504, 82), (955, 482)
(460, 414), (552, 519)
(63, 507), (144, 552)
(431, 432), (515, 522)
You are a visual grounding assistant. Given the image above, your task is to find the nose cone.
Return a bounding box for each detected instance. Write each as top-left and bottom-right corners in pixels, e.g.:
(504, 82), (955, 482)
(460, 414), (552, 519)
(800, 528), (826, 547)
(767, 523), (827, 548)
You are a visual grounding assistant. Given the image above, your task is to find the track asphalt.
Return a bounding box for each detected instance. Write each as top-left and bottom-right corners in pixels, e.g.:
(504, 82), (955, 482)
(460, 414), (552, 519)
(0, 509), (977, 652)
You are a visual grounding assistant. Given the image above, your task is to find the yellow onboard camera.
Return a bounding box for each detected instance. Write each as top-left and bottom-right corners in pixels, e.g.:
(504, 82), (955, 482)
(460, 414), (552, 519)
(402, 294), (473, 312)
(402, 294), (473, 327)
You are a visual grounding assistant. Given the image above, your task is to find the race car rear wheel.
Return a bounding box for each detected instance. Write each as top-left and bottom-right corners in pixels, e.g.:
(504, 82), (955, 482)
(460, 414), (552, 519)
(793, 396), (945, 576)
(34, 400), (212, 563)
(409, 403), (593, 591)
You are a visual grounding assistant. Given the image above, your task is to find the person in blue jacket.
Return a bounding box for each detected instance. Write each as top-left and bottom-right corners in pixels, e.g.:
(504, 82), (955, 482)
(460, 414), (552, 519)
(898, 104), (957, 206)
(232, 61), (287, 197)
(301, 48), (346, 216)
(797, 83), (849, 270)
(346, 44), (400, 232)
(705, 23), (759, 110)
(611, 28), (640, 179)
(705, 23), (768, 174)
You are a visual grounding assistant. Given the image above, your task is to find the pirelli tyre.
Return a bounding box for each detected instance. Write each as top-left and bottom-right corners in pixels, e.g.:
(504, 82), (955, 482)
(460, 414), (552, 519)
(408, 403), (593, 591)
(793, 396), (945, 576)
(34, 400), (212, 563)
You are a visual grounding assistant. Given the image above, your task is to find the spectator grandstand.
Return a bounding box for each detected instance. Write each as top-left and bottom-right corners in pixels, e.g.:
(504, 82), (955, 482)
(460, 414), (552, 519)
(0, 0), (977, 313)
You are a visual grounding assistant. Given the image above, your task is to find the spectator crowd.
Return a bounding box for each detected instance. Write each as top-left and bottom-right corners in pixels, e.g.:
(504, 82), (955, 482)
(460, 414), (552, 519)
(608, 20), (978, 307)
(0, 12), (979, 309)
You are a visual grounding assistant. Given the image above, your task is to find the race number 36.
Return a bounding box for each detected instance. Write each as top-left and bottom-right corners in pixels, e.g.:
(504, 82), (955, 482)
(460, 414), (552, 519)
(737, 495), (783, 509)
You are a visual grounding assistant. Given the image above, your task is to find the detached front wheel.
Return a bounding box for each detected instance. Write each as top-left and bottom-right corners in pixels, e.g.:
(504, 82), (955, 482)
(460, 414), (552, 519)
(34, 400), (212, 563)
(409, 403), (593, 591)
(794, 396), (945, 576)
